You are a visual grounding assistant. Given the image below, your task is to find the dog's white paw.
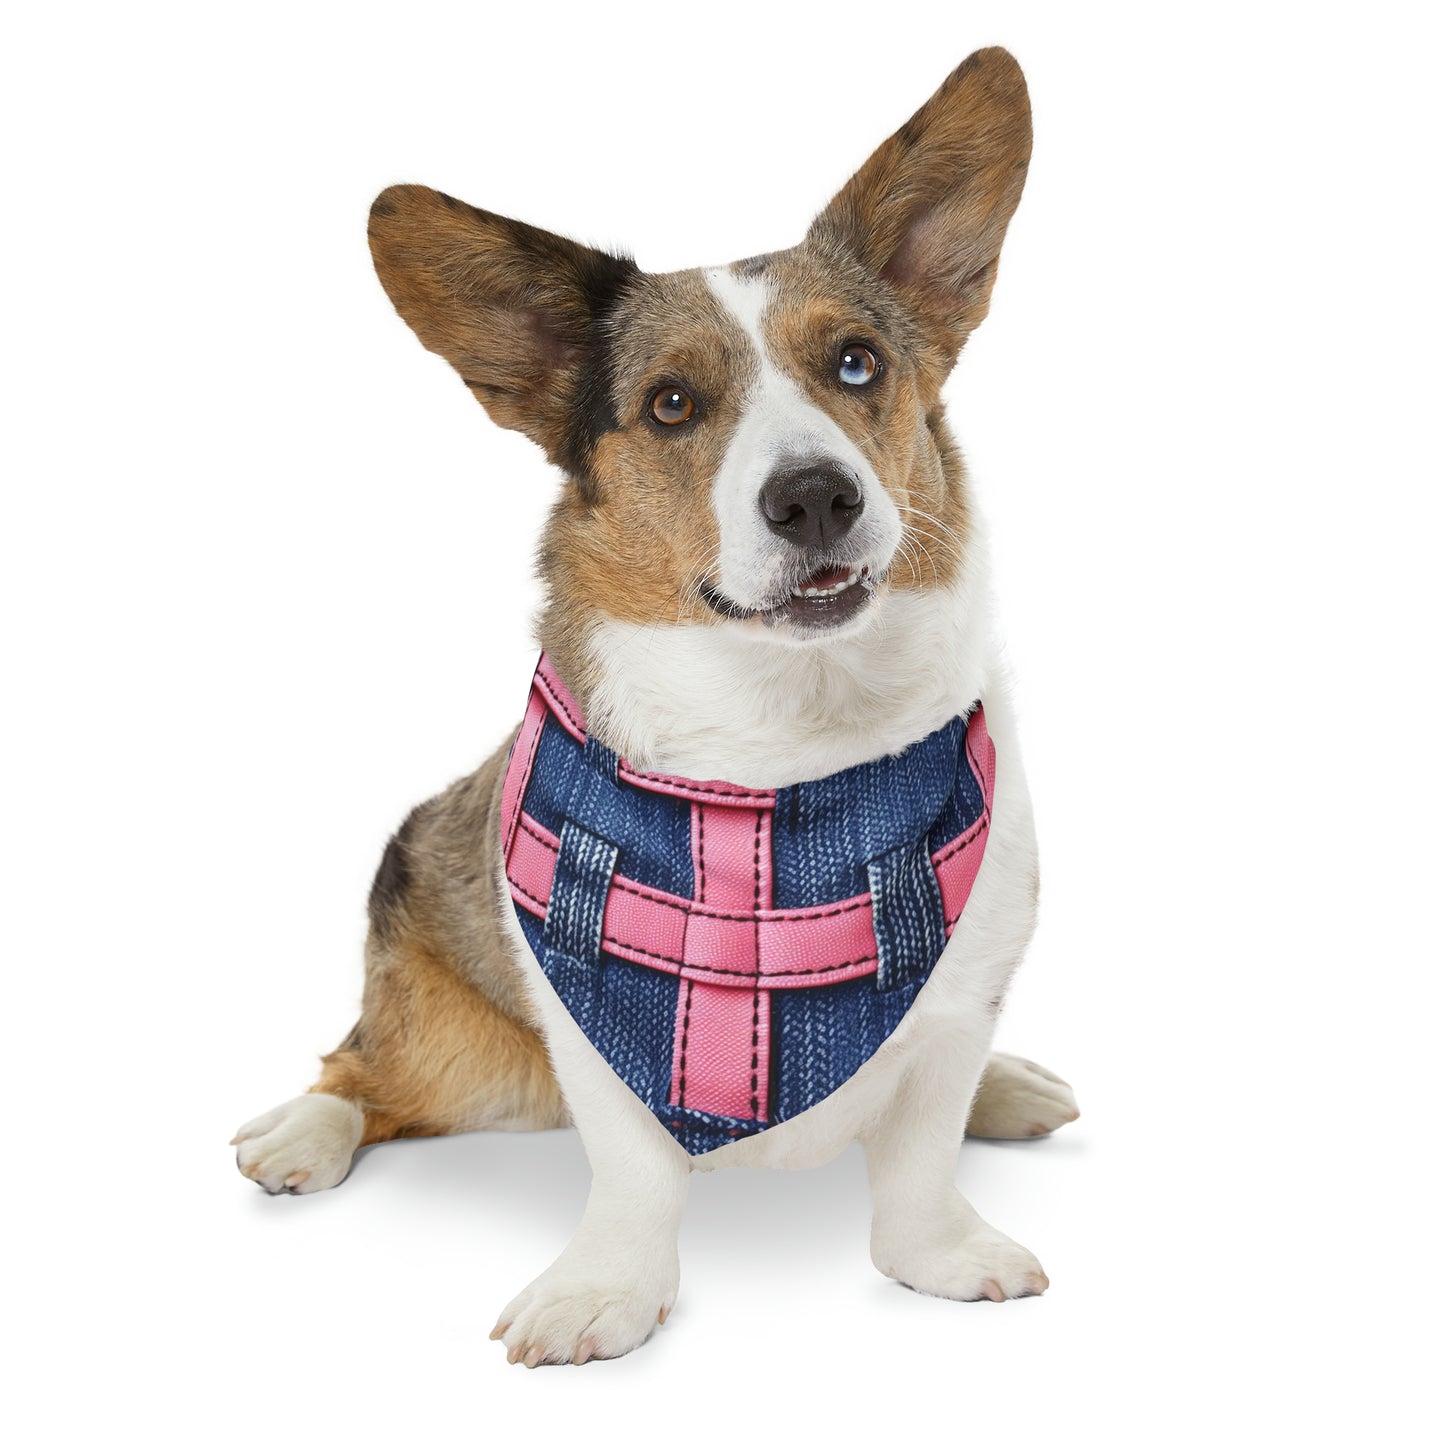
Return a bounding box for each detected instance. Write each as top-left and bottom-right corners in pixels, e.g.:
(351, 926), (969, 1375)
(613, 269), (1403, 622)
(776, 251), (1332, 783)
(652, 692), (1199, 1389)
(874, 1207), (1048, 1302)
(491, 1253), (678, 1366)
(967, 1052), (1080, 1139)
(231, 1093), (363, 1195)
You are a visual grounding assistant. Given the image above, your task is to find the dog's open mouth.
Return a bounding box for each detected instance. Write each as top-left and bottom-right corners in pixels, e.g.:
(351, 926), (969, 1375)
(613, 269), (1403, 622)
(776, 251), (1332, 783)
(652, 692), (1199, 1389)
(700, 564), (876, 631)
(783, 564), (872, 626)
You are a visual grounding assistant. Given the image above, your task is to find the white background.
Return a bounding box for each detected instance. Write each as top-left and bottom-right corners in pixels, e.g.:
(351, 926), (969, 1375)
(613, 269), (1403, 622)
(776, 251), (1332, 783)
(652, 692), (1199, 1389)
(5, 2), (1441, 1440)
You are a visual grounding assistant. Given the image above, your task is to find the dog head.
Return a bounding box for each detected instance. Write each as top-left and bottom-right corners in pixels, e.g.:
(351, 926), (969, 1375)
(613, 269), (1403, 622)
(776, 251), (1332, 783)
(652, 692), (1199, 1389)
(369, 48), (1030, 663)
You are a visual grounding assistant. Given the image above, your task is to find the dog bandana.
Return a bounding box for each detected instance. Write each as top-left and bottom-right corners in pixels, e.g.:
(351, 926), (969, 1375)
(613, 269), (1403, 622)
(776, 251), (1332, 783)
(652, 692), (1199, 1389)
(502, 655), (995, 1156)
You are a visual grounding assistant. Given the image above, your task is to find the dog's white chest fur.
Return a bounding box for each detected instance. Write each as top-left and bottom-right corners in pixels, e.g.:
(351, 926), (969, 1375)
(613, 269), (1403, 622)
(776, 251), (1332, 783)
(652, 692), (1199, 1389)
(585, 564), (998, 787)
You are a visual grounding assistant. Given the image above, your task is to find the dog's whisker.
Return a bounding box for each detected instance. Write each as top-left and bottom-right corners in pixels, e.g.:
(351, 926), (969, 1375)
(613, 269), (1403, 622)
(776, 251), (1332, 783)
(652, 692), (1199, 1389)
(896, 504), (968, 560)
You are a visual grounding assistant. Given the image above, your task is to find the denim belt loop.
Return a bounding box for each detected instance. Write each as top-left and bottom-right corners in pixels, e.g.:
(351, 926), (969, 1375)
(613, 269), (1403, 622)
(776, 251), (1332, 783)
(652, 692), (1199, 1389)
(866, 835), (947, 992)
(541, 819), (620, 1029)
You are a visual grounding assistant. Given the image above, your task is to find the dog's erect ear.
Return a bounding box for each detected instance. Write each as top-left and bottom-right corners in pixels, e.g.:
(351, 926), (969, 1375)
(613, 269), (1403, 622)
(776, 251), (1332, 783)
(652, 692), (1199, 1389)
(368, 184), (640, 479)
(808, 47), (1031, 354)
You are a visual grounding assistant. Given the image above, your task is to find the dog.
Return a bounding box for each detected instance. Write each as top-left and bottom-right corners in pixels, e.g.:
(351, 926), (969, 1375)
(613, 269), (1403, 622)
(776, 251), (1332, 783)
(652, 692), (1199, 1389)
(232, 45), (1078, 1366)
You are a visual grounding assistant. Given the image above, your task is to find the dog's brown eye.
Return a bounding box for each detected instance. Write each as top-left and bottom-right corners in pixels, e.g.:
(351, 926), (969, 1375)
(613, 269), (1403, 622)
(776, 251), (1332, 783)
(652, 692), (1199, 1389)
(838, 345), (879, 386)
(650, 386), (695, 425)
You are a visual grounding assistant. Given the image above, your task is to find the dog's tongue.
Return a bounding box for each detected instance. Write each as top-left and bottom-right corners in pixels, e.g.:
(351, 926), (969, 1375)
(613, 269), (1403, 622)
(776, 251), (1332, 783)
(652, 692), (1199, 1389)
(804, 565), (853, 589)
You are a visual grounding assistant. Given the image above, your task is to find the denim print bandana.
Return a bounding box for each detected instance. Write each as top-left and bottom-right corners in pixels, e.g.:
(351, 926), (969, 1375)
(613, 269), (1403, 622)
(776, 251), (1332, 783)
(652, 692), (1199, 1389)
(502, 655), (996, 1157)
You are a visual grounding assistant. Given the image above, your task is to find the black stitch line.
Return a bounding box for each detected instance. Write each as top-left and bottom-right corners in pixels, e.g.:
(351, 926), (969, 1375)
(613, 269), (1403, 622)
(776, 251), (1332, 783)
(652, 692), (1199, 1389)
(517, 815), (562, 848)
(619, 881), (865, 923)
(750, 987), (760, 1118)
(678, 979), (693, 1109)
(624, 771), (774, 804)
(750, 807), (763, 1119)
(697, 805), (707, 904)
(510, 877), (549, 911)
(932, 815), (988, 867)
(617, 874), (705, 913)
(617, 867), (862, 922)
(535, 671), (584, 731)
(601, 933), (882, 979)
(631, 774), (775, 804)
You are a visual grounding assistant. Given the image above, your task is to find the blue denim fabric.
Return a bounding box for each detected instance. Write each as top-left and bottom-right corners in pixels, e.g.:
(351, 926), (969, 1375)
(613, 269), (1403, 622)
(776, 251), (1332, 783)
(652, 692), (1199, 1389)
(524, 719), (693, 894)
(771, 973), (918, 1125)
(770, 716), (967, 907)
(510, 705), (987, 1157)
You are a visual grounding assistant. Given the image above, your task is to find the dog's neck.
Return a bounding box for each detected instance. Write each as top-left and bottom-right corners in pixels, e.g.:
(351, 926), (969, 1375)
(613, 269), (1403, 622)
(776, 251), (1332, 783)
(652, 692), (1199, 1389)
(560, 558), (995, 789)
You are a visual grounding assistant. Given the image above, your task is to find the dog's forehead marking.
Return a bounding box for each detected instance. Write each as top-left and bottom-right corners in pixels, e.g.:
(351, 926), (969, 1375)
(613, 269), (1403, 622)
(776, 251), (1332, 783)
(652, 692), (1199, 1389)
(704, 266), (772, 364)
(703, 264), (829, 467)
(701, 265), (854, 454)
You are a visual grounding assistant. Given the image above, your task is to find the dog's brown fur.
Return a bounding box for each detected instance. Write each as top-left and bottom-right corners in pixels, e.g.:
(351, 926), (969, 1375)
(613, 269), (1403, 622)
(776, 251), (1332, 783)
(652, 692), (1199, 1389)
(308, 734), (567, 1143)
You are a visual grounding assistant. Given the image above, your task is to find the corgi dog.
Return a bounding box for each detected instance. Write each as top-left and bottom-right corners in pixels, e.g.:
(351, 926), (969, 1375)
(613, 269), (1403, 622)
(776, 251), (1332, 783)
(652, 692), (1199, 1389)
(232, 46), (1079, 1366)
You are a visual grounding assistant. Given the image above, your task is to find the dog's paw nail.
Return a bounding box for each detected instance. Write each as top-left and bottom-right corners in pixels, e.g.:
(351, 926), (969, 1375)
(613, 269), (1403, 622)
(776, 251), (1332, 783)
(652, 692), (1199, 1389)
(506, 1341), (525, 1365)
(573, 1337), (597, 1365)
(282, 1170), (311, 1190)
(524, 1346), (544, 1369)
(1028, 1271), (1050, 1294)
(981, 1279), (1006, 1302)
(658, 1304), (671, 1325)
(488, 1321), (510, 1342)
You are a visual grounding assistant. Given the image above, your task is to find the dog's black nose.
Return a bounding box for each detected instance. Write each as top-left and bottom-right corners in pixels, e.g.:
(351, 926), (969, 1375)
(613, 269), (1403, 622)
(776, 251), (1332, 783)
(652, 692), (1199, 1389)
(758, 460), (864, 549)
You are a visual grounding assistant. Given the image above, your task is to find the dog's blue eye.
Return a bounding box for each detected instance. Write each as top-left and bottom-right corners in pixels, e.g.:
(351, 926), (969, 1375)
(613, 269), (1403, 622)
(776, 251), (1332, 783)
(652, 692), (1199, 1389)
(838, 345), (879, 386)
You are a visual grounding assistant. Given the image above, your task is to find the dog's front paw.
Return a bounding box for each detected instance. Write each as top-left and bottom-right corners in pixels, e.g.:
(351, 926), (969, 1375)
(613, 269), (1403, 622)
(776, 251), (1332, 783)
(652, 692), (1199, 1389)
(491, 1253), (678, 1366)
(873, 1209), (1048, 1302)
(968, 1052), (1080, 1139)
(231, 1093), (363, 1194)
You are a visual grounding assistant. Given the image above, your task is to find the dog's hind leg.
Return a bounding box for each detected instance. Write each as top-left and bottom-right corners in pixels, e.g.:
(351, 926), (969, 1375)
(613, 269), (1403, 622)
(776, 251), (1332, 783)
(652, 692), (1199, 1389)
(967, 1052), (1080, 1139)
(232, 933), (567, 1194)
